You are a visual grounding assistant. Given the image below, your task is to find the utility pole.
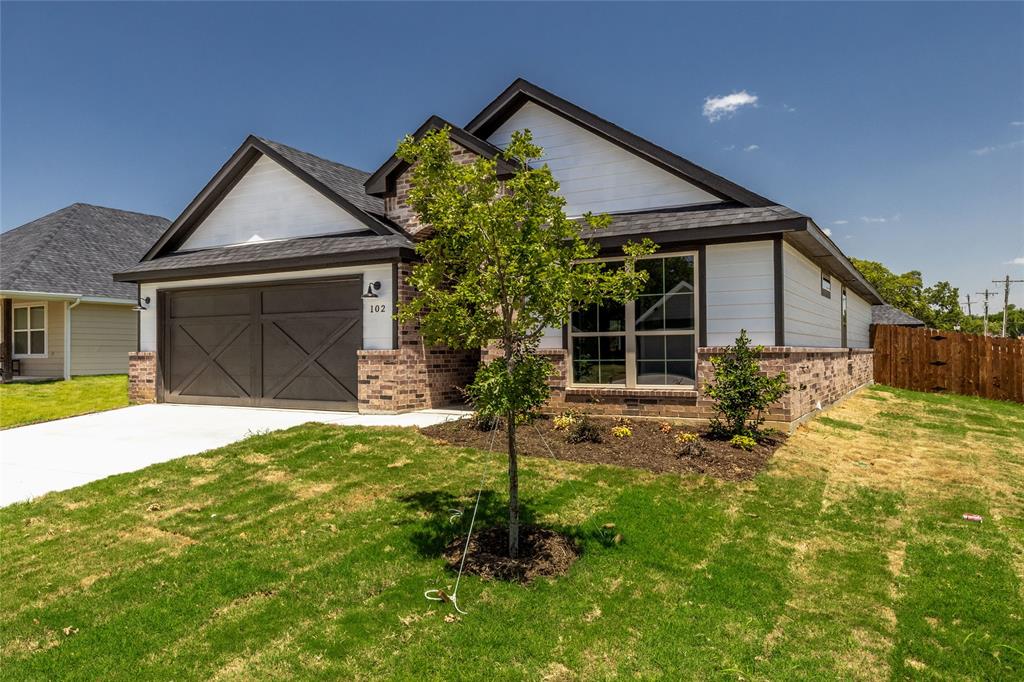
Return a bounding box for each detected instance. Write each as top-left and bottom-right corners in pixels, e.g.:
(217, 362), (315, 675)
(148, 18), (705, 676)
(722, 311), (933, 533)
(975, 289), (994, 336)
(992, 275), (1024, 337)
(961, 294), (972, 316)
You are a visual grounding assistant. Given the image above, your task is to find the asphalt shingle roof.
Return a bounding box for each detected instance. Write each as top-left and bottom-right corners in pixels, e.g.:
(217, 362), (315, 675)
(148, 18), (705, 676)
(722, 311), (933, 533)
(115, 233), (412, 279)
(871, 304), (925, 327)
(1, 203), (169, 299)
(590, 205), (805, 239)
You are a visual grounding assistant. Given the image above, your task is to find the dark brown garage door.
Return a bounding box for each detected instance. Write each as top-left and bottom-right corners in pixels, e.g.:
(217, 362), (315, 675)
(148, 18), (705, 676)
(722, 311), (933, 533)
(161, 278), (362, 410)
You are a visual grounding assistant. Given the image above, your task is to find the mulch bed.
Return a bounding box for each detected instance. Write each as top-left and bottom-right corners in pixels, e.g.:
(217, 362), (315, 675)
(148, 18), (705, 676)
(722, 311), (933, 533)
(443, 525), (580, 584)
(421, 416), (784, 481)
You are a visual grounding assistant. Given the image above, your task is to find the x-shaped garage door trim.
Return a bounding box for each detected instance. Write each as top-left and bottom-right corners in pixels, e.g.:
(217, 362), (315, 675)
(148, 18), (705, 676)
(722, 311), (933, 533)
(173, 322), (251, 398)
(263, 317), (359, 401)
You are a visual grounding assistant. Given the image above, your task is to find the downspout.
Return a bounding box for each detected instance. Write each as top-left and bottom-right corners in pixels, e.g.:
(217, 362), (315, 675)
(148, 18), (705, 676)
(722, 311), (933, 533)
(64, 297), (82, 380)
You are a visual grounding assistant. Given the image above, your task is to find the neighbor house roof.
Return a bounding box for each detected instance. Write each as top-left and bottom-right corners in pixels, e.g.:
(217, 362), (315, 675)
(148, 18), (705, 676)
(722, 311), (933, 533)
(871, 304), (926, 327)
(115, 233), (414, 283)
(464, 78), (776, 208)
(141, 135), (402, 261)
(364, 115), (519, 196)
(1, 203), (169, 300)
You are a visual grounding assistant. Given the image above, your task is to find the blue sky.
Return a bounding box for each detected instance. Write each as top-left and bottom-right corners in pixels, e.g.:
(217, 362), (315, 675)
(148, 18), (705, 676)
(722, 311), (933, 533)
(2, 1), (1022, 308)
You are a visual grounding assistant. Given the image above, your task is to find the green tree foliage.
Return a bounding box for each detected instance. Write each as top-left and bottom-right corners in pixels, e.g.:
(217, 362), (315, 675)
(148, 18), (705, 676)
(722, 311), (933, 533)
(395, 127), (655, 557)
(851, 258), (965, 331)
(704, 330), (791, 438)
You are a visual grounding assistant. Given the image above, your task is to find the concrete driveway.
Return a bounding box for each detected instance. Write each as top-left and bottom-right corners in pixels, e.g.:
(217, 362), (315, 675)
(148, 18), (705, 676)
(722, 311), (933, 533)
(0, 404), (467, 507)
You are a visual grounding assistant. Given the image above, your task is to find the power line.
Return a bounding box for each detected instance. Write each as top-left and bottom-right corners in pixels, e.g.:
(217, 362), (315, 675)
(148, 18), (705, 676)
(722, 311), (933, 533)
(975, 289), (995, 337)
(992, 275), (1024, 337)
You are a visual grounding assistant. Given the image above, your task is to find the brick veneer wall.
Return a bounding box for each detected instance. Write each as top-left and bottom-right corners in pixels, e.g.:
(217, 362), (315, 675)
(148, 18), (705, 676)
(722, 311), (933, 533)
(383, 141), (481, 239)
(128, 351), (157, 404)
(481, 345), (873, 430)
(356, 264), (479, 413)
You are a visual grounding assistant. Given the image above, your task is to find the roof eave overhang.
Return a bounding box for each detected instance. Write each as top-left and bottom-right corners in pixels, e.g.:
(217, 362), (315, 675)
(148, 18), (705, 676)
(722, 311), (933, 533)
(113, 246), (415, 284)
(0, 290), (136, 305)
(464, 79), (776, 209)
(143, 136), (394, 262)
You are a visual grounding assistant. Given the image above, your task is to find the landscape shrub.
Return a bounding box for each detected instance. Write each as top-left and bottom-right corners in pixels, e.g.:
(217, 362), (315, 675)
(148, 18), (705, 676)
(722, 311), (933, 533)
(611, 425), (633, 438)
(674, 431), (707, 458)
(552, 411), (580, 431)
(729, 434), (758, 451)
(705, 330), (791, 438)
(567, 416), (602, 444)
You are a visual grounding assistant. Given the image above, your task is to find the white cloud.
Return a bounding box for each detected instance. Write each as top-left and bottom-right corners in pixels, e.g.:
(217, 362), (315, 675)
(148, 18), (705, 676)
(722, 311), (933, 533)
(860, 214), (901, 224)
(972, 139), (1024, 155)
(833, 219), (849, 225)
(722, 144), (736, 151)
(703, 91), (759, 122)
(1006, 256), (1024, 265)
(823, 228), (833, 237)
(743, 144), (760, 152)
(1011, 121), (1024, 126)
(783, 104), (797, 113)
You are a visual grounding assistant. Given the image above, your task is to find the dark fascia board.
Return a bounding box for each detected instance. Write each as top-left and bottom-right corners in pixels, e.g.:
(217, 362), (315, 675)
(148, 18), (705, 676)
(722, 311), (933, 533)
(114, 246), (415, 284)
(142, 136), (395, 261)
(464, 78), (775, 209)
(364, 115), (518, 196)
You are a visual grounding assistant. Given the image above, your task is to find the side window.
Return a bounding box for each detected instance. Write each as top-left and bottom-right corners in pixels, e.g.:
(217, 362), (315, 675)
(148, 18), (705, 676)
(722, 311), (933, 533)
(13, 304), (47, 356)
(820, 272), (832, 298)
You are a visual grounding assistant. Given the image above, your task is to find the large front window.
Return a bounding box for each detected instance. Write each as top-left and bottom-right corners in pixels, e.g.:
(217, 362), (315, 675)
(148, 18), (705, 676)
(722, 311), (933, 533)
(570, 253), (697, 387)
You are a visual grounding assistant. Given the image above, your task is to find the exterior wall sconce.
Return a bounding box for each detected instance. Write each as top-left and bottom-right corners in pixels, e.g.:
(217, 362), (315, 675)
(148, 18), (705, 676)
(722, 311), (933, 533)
(362, 281), (382, 299)
(132, 296), (151, 312)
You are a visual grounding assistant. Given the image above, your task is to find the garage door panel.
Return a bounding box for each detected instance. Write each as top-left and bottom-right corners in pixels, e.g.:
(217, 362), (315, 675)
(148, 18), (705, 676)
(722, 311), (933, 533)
(163, 279), (361, 410)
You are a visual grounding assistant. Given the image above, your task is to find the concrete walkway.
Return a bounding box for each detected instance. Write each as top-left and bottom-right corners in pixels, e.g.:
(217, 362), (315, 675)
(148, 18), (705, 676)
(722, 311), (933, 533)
(0, 404), (468, 507)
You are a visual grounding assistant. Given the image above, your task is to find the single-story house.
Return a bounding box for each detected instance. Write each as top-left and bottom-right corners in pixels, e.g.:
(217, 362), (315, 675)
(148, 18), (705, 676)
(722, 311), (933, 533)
(1, 203), (170, 381)
(114, 79), (883, 429)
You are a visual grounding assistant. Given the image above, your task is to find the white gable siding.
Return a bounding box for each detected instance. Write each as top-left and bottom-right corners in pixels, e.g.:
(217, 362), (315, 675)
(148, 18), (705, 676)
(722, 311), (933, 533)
(487, 101), (721, 217)
(783, 242), (842, 347)
(179, 155), (367, 250)
(846, 289), (872, 349)
(705, 241), (775, 346)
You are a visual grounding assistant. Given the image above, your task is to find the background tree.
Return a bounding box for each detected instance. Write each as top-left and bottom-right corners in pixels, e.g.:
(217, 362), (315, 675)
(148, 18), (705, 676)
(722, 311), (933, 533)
(396, 128), (655, 558)
(851, 258), (965, 330)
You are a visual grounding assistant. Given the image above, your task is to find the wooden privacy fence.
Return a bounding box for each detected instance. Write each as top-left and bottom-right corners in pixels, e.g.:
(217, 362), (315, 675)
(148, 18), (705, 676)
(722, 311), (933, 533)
(872, 324), (1024, 403)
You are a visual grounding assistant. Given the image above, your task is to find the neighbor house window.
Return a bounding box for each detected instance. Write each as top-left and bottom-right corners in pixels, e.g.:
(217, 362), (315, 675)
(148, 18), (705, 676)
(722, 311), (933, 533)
(820, 272), (832, 298)
(13, 304), (46, 357)
(570, 253), (697, 388)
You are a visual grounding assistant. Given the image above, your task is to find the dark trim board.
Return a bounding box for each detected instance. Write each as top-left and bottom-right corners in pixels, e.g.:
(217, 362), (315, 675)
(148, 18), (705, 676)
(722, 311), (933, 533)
(697, 245), (708, 347)
(773, 237), (785, 346)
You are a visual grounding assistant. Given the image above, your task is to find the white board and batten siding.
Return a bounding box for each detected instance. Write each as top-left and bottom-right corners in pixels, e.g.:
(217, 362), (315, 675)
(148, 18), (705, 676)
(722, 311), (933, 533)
(705, 242), (776, 347)
(138, 265), (396, 354)
(782, 242), (871, 349)
(180, 155), (367, 250)
(487, 101), (722, 217)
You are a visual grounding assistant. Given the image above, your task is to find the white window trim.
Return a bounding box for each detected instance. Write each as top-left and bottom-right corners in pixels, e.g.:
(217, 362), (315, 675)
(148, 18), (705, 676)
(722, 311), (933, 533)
(567, 251), (699, 390)
(12, 302), (48, 359)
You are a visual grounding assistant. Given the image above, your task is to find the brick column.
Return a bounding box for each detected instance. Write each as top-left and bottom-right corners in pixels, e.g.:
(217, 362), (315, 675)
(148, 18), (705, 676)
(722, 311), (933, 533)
(128, 351), (157, 404)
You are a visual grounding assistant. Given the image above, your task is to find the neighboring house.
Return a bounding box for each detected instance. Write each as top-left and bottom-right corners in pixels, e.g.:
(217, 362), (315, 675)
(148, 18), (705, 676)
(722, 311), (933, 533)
(1, 203), (170, 380)
(871, 304), (926, 327)
(115, 79), (883, 429)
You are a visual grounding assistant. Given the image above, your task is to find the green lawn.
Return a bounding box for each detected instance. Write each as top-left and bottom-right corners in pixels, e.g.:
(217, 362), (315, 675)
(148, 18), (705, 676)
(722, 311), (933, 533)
(1, 385), (1022, 680)
(0, 375), (128, 429)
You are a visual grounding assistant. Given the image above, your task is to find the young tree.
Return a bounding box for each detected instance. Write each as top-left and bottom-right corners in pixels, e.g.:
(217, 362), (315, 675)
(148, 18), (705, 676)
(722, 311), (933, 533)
(395, 128), (654, 558)
(704, 330), (791, 438)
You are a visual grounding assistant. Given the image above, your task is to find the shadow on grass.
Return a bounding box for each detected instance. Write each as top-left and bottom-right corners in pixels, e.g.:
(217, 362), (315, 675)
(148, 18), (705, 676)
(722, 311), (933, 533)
(398, 489), (620, 561)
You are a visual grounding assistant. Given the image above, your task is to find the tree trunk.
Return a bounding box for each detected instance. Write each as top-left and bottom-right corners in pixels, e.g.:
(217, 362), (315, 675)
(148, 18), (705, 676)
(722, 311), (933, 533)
(507, 409), (519, 559)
